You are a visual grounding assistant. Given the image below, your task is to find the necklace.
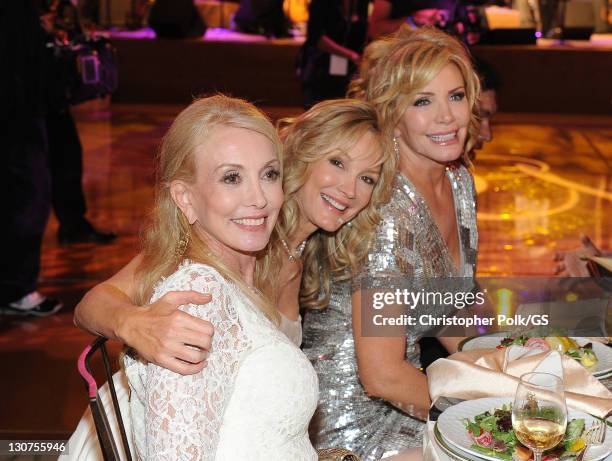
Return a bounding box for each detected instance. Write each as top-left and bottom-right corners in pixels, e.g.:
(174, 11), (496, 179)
(280, 239), (307, 262)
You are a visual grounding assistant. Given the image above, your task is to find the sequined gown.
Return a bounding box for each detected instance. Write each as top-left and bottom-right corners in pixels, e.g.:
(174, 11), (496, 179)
(302, 165), (478, 460)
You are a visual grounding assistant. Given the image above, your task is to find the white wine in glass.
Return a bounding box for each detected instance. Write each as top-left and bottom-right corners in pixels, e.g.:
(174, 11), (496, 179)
(512, 372), (567, 461)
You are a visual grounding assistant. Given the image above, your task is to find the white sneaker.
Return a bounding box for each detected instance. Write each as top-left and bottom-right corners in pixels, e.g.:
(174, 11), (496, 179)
(2, 291), (63, 317)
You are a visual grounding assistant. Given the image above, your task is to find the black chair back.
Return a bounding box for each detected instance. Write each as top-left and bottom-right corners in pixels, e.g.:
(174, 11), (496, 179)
(77, 337), (132, 461)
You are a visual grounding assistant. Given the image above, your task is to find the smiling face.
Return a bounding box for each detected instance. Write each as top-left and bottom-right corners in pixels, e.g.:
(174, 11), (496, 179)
(394, 63), (470, 167)
(172, 125), (284, 257)
(294, 130), (382, 235)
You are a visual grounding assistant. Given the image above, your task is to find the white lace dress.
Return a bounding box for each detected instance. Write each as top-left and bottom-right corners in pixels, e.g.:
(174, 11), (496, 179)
(67, 262), (317, 461)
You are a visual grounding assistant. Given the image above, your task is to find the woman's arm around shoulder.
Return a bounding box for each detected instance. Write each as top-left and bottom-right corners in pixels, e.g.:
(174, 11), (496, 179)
(74, 255), (214, 375)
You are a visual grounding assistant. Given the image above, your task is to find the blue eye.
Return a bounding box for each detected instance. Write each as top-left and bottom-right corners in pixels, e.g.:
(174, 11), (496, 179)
(223, 172), (240, 184)
(263, 168), (280, 181)
(329, 158), (344, 168)
(450, 91), (466, 102)
(414, 98), (430, 107)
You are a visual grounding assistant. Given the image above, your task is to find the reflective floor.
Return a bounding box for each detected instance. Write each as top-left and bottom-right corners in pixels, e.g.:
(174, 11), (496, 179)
(1, 102), (610, 439)
(474, 113), (611, 275)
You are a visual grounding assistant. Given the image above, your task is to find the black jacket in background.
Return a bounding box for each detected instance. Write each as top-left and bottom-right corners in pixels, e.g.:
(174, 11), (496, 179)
(0, 0), (49, 121)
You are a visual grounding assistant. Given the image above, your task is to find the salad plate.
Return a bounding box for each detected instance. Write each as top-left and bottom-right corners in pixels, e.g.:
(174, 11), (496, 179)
(436, 397), (612, 461)
(434, 422), (486, 461)
(459, 336), (612, 378)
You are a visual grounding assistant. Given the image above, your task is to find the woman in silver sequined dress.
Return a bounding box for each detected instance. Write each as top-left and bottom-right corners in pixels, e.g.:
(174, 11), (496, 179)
(269, 100), (396, 342)
(302, 26), (481, 460)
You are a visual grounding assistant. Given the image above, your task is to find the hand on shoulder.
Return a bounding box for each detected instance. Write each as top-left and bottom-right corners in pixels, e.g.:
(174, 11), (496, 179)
(120, 290), (214, 375)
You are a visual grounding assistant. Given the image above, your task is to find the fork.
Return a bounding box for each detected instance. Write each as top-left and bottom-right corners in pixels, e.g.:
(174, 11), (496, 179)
(575, 421), (607, 461)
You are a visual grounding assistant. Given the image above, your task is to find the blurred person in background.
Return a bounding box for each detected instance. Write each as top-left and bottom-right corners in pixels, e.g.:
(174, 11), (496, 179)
(148, 0), (206, 39)
(0, 0), (62, 316)
(41, 0), (117, 244)
(369, 0), (455, 38)
(298, 0), (370, 108)
(369, 0), (486, 45)
(470, 56), (499, 157)
(234, 0), (291, 37)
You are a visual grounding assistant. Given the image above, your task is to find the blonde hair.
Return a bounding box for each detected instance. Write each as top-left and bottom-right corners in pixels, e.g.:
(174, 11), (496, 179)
(348, 26), (481, 163)
(135, 94), (282, 324)
(260, 99), (396, 310)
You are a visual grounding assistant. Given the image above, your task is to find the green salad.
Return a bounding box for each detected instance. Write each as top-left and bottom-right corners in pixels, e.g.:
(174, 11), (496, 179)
(463, 405), (586, 461)
(497, 336), (598, 368)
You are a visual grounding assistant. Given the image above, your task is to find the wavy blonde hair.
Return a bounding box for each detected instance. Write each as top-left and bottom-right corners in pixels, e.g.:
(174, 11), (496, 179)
(135, 95), (282, 324)
(259, 99), (396, 310)
(348, 26), (481, 163)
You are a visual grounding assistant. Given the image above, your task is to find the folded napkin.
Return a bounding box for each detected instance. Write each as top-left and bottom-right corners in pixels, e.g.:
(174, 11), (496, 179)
(427, 346), (612, 418)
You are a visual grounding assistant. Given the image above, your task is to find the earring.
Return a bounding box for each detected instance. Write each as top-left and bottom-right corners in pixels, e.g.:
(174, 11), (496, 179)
(393, 136), (400, 161)
(175, 229), (190, 259)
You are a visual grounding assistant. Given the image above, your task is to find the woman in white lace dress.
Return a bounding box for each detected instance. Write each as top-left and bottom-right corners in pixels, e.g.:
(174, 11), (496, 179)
(69, 98), (395, 460)
(121, 95), (318, 460)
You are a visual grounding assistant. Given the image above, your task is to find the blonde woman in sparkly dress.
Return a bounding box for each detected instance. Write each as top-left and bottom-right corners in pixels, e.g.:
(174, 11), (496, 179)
(301, 26), (481, 460)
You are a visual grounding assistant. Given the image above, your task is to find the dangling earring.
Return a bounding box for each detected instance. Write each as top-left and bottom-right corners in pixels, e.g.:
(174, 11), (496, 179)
(393, 136), (400, 161)
(175, 229), (191, 259)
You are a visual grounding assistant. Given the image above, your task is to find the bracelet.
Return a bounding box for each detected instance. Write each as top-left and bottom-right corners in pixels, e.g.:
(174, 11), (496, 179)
(317, 447), (362, 461)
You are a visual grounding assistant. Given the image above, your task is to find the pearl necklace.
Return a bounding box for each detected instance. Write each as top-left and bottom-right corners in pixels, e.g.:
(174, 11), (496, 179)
(281, 239), (307, 262)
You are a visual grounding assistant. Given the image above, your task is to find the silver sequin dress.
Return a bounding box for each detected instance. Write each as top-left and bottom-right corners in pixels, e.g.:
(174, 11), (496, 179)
(302, 165), (478, 460)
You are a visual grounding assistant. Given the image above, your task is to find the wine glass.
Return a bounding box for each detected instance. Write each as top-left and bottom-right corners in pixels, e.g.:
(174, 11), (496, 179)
(512, 372), (567, 461)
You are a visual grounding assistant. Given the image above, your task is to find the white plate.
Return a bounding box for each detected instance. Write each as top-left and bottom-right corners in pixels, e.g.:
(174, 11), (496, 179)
(434, 424), (612, 461)
(437, 397), (612, 461)
(460, 336), (612, 377)
(434, 423), (489, 461)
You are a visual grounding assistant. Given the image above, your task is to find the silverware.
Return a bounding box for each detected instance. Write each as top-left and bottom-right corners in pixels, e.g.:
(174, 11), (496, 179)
(575, 421), (607, 461)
